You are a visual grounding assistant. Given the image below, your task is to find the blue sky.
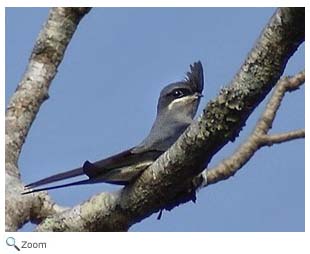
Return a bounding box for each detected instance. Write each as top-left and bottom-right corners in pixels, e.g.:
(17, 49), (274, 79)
(5, 7), (305, 232)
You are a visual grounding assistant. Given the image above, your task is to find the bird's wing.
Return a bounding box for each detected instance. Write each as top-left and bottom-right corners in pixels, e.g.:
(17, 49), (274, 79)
(83, 148), (161, 178)
(23, 148), (162, 194)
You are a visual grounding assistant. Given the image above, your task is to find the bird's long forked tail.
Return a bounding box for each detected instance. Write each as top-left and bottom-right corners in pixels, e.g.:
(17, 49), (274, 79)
(22, 167), (85, 194)
(22, 178), (103, 195)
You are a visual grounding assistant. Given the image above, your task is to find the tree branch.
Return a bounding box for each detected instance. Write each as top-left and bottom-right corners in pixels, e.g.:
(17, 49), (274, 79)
(261, 130), (305, 146)
(5, 7), (91, 231)
(32, 8), (304, 231)
(197, 70), (305, 188)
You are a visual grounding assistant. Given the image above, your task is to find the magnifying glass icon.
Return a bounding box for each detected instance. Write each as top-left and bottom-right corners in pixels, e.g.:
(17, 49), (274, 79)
(6, 237), (20, 251)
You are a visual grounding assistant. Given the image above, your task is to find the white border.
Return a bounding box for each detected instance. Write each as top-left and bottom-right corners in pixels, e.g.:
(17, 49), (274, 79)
(1, 1), (308, 254)
(1, 0), (309, 8)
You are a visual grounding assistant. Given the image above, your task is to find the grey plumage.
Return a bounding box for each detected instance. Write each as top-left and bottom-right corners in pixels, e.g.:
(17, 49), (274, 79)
(23, 61), (204, 194)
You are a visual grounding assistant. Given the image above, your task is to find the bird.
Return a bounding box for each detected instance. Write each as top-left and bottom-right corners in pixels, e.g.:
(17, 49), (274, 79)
(22, 61), (204, 194)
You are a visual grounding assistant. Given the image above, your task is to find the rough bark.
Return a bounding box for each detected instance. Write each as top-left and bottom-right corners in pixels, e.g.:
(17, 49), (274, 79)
(196, 71), (305, 188)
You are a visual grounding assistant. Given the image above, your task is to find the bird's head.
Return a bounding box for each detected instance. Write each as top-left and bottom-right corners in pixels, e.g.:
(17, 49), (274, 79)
(157, 61), (204, 121)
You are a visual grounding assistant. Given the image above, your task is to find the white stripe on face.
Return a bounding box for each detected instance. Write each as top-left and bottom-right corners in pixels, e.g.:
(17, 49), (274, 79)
(167, 95), (197, 111)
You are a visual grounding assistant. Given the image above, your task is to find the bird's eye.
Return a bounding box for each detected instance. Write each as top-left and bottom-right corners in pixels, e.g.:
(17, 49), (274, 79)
(172, 89), (184, 98)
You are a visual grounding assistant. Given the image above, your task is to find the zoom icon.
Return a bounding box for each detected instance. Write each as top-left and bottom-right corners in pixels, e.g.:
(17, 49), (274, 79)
(6, 237), (20, 251)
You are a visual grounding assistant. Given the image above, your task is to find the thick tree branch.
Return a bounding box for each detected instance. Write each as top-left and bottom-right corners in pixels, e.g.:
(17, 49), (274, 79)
(5, 8), (91, 231)
(33, 8), (304, 231)
(197, 71), (305, 188)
